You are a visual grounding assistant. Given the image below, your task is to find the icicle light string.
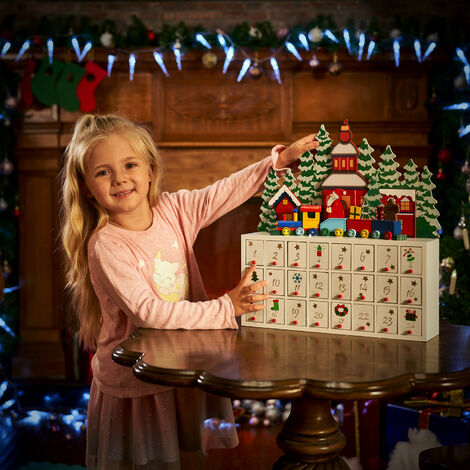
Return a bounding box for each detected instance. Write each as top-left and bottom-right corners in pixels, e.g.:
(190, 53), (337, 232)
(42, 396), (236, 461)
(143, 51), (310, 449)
(1, 26), (467, 84)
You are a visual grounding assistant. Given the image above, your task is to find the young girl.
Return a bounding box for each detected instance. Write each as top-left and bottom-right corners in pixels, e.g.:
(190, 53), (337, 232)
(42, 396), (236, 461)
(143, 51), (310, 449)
(59, 114), (318, 470)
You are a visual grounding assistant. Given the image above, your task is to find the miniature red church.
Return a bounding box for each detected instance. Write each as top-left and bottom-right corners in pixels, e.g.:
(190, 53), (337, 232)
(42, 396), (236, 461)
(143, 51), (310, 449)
(321, 120), (368, 219)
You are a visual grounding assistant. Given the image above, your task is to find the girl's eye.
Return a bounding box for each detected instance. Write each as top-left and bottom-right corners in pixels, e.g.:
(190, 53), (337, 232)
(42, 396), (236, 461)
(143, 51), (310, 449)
(126, 162), (137, 169)
(96, 170), (109, 177)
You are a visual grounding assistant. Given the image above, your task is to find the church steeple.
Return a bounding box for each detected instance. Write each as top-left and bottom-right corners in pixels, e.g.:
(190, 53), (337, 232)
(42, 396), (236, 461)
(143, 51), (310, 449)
(339, 119), (353, 143)
(331, 119), (359, 172)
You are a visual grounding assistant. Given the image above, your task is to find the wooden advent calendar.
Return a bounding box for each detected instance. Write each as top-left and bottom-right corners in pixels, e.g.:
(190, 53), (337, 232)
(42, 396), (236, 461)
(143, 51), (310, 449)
(241, 233), (439, 342)
(242, 120), (441, 342)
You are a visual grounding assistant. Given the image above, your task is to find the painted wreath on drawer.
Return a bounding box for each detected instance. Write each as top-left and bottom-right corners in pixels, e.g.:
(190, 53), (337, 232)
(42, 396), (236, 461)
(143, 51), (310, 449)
(334, 304), (349, 316)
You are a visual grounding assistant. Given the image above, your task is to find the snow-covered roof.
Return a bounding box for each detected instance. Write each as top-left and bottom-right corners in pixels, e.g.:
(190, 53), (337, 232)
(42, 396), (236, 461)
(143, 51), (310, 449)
(379, 188), (416, 201)
(268, 185), (301, 207)
(321, 172), (368, 188)
(331, 142), (358, 156)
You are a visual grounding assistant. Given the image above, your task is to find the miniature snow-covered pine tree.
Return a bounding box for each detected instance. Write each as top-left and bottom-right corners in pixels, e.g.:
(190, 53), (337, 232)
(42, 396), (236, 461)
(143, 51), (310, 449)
(358, 138), (376, 182)
(416, 166), (441, 238)
(377, 145), (401, 188)
(402, 158), (419, 189)
(311, 124), (332, 203)
(297, 150), (316, 204)
(361, 171), (382, 219)
(283, 168), (299, 197)
(258, 168), (279, 232)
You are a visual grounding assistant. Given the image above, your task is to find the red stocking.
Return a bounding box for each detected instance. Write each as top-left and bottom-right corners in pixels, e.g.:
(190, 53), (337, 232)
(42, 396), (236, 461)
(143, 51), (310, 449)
(77, 61), (107, 112)
(20, 58), (36, 108)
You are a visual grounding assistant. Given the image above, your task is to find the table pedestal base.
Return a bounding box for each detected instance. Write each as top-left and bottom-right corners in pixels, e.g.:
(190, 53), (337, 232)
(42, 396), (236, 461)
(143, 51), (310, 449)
(273, 396), (349, 470)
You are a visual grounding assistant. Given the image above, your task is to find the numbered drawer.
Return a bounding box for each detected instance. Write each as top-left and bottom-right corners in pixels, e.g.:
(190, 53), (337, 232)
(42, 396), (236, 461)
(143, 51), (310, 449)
(399, 307), (422, 337)
(266, 298), (285, 325)
(331, 273), (351, 300)
(309, 271), (329, 299)
(266, 269), (285, 295)
(308, 301), (329, 328)
(287, 270), (307, 297)
(401, 246), (422, 275)
(287, 241), (308, 268)
(331, 243), (352, 270)
(286, 299), (307, 326)
(245, 239), (264, 266)
(352, 304), (374, 332)
(266, 240), (285, 267)
(309, 242), (329, 269)
(377, 245), (398, 273)
(331, 302), (351, 330)
(376, 275), (398, 304)
(400, 277), (422, 306)
(376, 305), (398, 334)
(353, 245), (374, 272)
(353, 274), (374, 302)
(245, 310), (265, 324)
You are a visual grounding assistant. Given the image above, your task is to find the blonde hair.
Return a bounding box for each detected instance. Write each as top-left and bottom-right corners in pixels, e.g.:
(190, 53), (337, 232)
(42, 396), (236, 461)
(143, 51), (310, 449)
(59, 114), (163, 350)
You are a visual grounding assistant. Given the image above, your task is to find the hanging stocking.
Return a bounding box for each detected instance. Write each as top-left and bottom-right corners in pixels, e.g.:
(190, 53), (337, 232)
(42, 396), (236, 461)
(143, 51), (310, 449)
(76, 61), (107, 112)
(31, 57), (65, 106)
(20, 58), (36, 108)
(57, 62), (85, 111)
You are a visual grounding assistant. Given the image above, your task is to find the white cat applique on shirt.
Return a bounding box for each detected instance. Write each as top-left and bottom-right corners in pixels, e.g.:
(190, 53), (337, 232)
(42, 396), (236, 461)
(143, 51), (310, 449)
(152, 251), (188, 302)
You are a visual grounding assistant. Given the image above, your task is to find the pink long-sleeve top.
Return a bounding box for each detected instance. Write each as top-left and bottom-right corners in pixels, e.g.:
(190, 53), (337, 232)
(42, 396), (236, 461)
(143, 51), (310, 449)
(87, 147), (286, 398)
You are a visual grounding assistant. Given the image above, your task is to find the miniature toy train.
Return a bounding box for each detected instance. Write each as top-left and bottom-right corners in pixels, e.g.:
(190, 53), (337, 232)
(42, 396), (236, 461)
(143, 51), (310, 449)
(276, 205), (404, 239)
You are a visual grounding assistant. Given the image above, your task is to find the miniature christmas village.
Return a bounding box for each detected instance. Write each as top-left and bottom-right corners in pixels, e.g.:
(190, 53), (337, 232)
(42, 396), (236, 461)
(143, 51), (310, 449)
(258, 119), (440, 240)
(241, 120), (440, 341)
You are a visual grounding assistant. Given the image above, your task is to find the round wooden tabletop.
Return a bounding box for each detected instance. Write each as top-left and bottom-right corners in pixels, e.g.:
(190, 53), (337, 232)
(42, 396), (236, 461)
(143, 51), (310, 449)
(113, 320), (470, 400)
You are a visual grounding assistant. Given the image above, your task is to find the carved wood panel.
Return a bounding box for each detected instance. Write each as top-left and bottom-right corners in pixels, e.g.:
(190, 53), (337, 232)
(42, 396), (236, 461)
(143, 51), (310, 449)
(153, 71), (292, 143)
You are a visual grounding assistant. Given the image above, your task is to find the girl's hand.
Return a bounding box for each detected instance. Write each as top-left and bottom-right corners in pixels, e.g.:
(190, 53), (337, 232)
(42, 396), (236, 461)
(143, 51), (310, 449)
(277, 133), (319, 168)
(228, 264), (268, 317)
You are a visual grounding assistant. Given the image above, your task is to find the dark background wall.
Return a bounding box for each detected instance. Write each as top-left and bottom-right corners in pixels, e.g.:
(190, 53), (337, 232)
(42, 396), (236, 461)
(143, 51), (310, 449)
(1, 0), (468, 33)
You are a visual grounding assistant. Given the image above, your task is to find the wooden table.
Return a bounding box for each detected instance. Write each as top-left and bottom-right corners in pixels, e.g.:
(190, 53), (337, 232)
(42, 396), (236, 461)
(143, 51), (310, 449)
(112, 321), (470, 469)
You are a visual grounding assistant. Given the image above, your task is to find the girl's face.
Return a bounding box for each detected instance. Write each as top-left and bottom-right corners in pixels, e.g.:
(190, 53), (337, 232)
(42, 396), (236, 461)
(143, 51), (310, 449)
(84, 134), (153, 228)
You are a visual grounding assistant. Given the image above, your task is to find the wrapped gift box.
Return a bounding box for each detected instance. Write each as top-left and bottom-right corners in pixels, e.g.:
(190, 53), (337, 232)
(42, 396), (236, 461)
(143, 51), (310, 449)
(385, 403), (470, 460)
